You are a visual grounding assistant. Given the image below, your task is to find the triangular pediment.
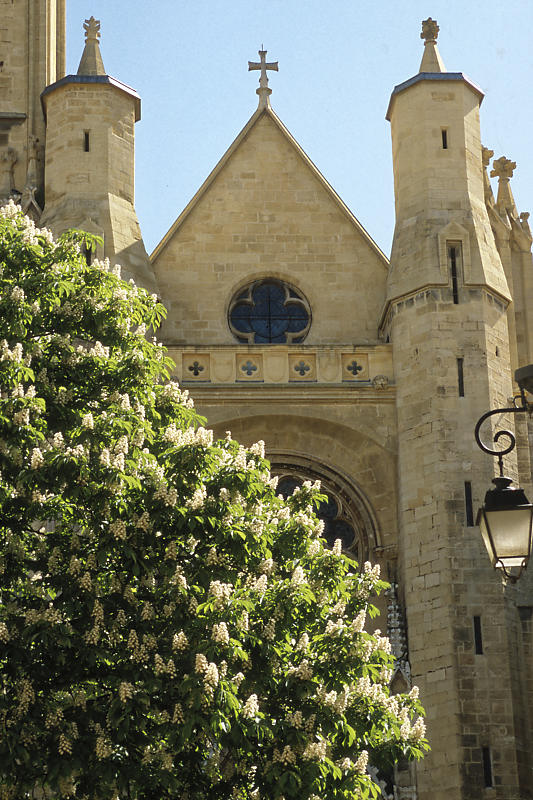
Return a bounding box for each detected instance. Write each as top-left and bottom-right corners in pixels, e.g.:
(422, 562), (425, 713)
(152, 104), (389, 345)
(151, 106), (388, 267)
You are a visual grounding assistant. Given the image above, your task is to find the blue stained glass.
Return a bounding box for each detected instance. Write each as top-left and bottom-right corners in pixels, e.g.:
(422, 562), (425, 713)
(229, 280), (310, 344)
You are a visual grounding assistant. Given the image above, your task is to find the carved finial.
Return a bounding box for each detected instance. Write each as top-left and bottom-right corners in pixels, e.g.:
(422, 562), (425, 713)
(78, 16), (106, 76)
(419, 18), (445, 72)
(248, 48), (278, 109)
(83, 16), (101, 43)
(491, 156), (516, 181)
(482, 146), (494, 168)
(421, 17), (439, 43)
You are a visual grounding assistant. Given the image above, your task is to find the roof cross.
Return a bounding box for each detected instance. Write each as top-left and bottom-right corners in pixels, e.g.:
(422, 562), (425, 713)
(248, 47), (278, 108)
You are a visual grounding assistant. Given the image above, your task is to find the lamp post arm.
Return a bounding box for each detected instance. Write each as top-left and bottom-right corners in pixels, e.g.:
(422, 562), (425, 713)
(474, 405), (526, 477)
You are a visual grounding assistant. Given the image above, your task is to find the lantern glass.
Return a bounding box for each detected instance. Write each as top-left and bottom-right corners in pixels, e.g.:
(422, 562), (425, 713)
(479, 507), (533, 570)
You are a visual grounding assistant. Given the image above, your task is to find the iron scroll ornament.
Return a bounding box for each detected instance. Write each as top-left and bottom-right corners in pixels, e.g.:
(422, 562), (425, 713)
(474, 406), (521, 478)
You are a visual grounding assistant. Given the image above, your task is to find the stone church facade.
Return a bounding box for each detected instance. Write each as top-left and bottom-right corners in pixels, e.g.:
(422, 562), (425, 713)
(2, 3), (533, 798)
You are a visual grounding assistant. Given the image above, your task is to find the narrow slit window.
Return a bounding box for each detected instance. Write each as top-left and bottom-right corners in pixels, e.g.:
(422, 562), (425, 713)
(449, 245), (459, 304)
(457, 358), (464, 397)
(482, 747), (493, 787)
(84, 131), (90, 152)
(441, 128), (448, 149)
(473, 616), (483, 654)
(464, 481), (474, 527)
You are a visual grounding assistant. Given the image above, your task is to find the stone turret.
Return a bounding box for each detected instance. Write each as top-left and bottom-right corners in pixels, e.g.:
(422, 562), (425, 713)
(382, 20), (532, 800)
(40, 17), (158, 294)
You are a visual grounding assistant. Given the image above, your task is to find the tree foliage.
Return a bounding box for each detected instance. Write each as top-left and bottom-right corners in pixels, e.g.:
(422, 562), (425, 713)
(0, 203), (428, 799)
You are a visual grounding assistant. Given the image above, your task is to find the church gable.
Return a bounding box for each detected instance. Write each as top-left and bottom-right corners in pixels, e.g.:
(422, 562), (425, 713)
(152, 108), (388, 345)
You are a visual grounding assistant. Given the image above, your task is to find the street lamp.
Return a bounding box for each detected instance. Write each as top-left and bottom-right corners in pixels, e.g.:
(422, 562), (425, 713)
(475, 365), (533, 581)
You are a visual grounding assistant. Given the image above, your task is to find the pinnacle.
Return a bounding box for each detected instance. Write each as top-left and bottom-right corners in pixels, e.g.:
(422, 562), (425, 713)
(77, 16), (106, 76)
(419, 17), (446, 73)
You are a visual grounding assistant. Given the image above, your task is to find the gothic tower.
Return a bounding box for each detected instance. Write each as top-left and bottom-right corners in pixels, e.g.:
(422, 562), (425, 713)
(0, 0), (66, 217)
(40, 17), (158, 293)
(383, 19), (533, 799)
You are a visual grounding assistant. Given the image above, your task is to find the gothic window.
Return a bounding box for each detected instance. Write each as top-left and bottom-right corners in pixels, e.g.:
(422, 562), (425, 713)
(228, 279), (310, 344)
(276, 474), (361, 561)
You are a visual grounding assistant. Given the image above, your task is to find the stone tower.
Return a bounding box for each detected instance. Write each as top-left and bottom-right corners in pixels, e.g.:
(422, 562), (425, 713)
(40, 17), (158, 293)
(0, 0), (66, 217)
(382, 18), (533, 798)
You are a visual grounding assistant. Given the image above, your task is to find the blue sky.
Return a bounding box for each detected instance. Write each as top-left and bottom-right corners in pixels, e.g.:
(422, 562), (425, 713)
(66, 1), (533, 256)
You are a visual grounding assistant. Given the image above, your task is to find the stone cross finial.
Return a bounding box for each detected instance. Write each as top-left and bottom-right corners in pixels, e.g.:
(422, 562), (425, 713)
(83, 16), (101, 43)
(491, 156), (516, 181)
(421, 17), (439, 42)
(248, 48), (278, 108)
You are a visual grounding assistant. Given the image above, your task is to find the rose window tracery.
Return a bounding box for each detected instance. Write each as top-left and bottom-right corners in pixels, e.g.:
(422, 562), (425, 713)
(228, 279), (310, 344)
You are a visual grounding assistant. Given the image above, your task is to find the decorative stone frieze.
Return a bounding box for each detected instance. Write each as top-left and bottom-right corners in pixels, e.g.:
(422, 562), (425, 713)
(236, 353), (264, 381)
(171, 345), (393, 388)
(182, 353), (210, 381)
(288, 353), (316, 381)
(341, 352), (369, 381)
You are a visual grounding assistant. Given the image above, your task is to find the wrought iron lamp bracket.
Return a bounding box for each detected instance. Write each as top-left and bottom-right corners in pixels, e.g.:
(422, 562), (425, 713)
(474, 395), (532, 477)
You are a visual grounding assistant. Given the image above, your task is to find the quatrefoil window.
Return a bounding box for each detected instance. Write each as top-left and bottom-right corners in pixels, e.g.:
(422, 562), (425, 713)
(228, 280), (311, 344)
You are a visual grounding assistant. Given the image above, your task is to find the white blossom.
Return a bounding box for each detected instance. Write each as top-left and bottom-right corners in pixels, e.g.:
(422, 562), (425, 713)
(291, 565), (305, 587)
(30, 448), (44, 469)
(208, 580), (233, 609)
(303, 739), (327, 761)
(11, 286), (24, 302)
(172, 631), (188, 651)
(364, 561), (381, 579)
(186, 485), (207, 511)
(110, 520), (127, 540)
(411, 717), (426, 740)
(204, 662), (219, 688)
(354, 750), (369, 773)
(195, 654), (208, 674)
(242, 694), (259, 719)
(249, 440), (265, 459)
(212, 621), (230, 645)
(351, 609), (366, 633)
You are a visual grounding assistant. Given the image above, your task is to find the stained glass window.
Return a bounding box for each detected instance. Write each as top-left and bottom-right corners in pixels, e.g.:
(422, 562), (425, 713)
(228, 280), (310, 344)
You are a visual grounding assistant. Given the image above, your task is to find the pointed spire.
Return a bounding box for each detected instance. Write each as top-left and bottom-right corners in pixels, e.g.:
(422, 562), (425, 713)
(419, 17), (446, 73)
(248, 48), (278, 109)
(77, 16), (106, 76)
